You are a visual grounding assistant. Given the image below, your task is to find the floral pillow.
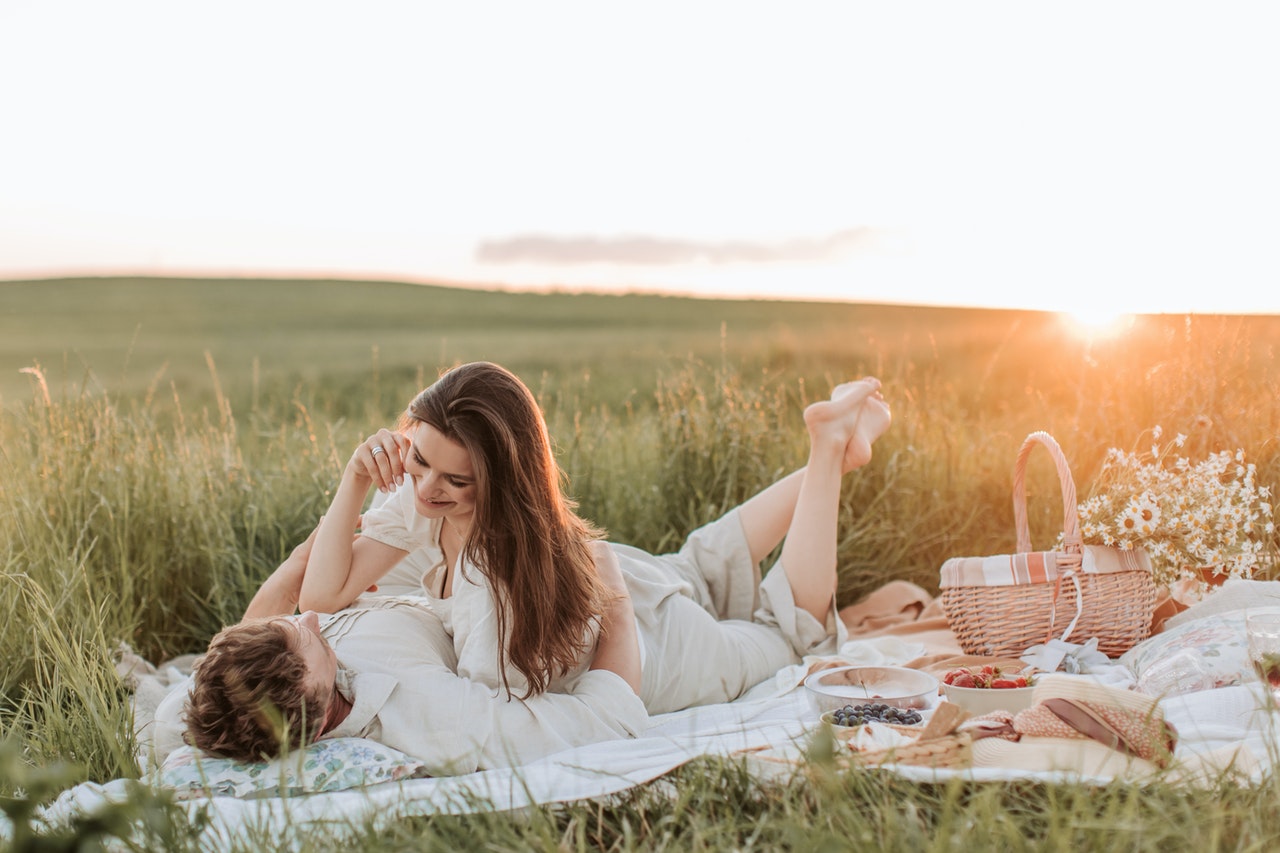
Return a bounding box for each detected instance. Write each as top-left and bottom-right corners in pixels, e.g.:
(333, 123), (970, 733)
(151, 737), (429, 800)
(1121, 606), (1280, 698)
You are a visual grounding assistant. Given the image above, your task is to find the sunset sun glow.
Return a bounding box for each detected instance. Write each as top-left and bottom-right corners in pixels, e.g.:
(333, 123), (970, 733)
(1060, 308), (1135, 340)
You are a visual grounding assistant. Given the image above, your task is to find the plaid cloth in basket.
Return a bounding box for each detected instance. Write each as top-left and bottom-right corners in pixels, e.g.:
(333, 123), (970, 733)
(940, 545), (1152, 589)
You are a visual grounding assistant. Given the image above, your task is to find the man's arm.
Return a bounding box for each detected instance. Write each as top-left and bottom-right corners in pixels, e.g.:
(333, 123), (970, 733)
(242, 519), (380, 620)
(242, 525), (318, 619)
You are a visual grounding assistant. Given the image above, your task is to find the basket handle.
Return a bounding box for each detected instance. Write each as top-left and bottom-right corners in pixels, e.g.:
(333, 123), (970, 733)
(1012, 431), (1083, 556)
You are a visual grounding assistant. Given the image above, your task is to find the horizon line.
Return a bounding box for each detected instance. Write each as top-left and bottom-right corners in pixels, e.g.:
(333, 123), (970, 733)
(1, 269), (1275, 319)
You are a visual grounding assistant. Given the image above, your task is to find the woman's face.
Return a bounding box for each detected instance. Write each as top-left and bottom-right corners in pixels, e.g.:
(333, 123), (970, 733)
(404, 422), (479, 532)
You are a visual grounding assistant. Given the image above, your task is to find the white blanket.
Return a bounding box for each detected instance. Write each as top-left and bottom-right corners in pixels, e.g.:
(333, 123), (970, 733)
(20, 637), (1280, 851)
(34, 669), (821, 850)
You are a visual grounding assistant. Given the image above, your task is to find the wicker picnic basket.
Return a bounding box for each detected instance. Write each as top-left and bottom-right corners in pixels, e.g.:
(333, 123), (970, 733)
(939, 431), (1158, 658)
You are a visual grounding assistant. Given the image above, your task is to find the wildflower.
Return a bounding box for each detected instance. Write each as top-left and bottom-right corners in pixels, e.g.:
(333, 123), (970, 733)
(1075, 428), (1275, 588)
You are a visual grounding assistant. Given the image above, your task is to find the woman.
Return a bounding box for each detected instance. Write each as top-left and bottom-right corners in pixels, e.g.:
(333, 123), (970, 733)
(176, 369), (893, 766)
(298, 361), (890, 707)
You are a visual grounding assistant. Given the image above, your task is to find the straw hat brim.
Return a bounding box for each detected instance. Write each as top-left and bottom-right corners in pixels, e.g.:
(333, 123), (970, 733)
(971, 735), (1159, 779)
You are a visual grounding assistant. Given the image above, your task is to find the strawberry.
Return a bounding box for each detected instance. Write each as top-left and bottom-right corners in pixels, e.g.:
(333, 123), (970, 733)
(1015, 676), (1029, 688)
(990, 678), (1019, 689)
(951, 673), (977, 688)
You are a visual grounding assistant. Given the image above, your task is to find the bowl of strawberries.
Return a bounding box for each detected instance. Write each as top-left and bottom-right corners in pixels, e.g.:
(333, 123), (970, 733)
(940, 665), (1037, 715)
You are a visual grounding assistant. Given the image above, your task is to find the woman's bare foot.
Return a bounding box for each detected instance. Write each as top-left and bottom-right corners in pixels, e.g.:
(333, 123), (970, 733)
(803, 378), (890, 471)
(844, 394), (892, 471)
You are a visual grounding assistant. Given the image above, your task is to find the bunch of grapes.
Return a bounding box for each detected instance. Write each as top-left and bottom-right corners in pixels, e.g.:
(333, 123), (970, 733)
(829, 703), (922, 727)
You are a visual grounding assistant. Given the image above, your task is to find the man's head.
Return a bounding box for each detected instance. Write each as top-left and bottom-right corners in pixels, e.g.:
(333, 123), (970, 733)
(184, 612), (336, 762)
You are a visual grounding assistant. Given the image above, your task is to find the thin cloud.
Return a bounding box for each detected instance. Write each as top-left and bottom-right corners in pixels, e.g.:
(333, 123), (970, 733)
(475, 228), (879, 265)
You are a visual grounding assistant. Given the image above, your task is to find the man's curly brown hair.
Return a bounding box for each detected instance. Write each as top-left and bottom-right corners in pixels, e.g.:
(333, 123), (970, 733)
(184, 618), (330, 762)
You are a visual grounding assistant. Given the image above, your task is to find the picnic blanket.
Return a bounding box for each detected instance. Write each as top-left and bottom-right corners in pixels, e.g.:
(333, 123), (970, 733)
(23, 580), (1280, 850)
(35, 642), (896, 850)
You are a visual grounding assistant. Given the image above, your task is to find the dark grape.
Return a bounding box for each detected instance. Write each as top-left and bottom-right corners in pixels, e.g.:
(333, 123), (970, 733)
(829, 703), (923, 727)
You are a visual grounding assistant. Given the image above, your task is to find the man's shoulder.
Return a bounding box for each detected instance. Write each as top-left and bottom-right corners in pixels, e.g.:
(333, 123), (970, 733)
(330, 597), (458, 672)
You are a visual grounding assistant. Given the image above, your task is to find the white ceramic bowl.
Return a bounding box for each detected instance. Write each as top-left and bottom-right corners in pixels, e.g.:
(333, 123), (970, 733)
(804, 665), (939, 716)
(941, 683), (1036, 715)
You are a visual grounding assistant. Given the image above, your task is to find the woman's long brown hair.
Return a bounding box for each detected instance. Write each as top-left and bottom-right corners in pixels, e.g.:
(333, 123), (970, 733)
(403, 361), (608, 697)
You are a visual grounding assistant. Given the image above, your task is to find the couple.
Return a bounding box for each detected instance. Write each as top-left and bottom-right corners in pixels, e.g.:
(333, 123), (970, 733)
(163, 361), (892, 776)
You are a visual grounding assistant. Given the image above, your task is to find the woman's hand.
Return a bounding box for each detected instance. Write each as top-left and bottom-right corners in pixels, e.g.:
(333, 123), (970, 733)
(349, 428), (413, 493)
(302, 427), (413, 612)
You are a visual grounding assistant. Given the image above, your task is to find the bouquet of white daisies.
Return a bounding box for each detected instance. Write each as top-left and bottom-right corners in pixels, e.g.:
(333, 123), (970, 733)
(1076, 426), (1275, 588)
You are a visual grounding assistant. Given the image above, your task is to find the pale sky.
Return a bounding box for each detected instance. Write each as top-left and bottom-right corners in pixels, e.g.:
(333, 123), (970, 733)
(2, 1), (1278, 314)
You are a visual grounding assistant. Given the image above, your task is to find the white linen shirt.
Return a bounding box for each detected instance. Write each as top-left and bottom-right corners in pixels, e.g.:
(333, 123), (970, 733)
(151, 595), (647, 776)
(317, 596), (645, 774)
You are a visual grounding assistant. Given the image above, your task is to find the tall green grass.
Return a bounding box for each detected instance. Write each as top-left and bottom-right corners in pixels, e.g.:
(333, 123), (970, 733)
(2, 282), (1280, 848)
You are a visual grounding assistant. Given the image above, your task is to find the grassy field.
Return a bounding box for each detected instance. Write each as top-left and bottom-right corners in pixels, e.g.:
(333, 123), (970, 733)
(1, 275), (910, 411)
(2, 276), (1280, 850)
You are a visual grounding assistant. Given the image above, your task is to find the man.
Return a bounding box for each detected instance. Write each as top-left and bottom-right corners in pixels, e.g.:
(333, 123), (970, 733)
(154, 529), (645, 776)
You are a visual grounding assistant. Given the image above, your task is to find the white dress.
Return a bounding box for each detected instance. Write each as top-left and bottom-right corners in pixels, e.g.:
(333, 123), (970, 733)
(362, 483), (846, 714)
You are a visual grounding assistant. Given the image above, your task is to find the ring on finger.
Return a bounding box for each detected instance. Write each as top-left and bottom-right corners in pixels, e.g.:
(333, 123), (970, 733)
(371, 446), (386, 457)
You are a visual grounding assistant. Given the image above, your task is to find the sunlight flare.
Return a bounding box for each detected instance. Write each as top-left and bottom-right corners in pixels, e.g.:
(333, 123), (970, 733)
(1060, 308), (1134, 339)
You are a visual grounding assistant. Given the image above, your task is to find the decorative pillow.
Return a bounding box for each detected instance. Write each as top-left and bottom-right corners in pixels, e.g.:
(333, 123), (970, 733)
(1121, 606), (1280, 697)
(151, 737), (429, 800)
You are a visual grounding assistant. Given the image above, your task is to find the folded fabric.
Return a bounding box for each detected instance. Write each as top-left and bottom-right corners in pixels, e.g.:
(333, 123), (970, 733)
(1021, 639), (1135, 689)
(1162, 579), (1280, 631)
(745, 637), (929, 701)
(836, 636), (928, 667)
(1021, 637), (1110, 674)
(838, 580), (933, 632)
(940, 545), (1151, 588)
